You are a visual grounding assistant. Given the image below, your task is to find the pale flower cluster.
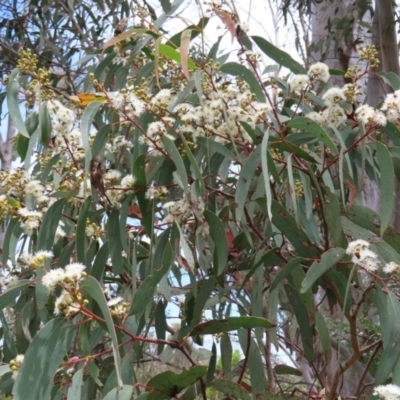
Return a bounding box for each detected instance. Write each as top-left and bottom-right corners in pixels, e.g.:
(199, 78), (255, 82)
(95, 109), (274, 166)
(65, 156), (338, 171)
(162, 196), (205, 225)
(108, 89), (145, 118)
(346, 239), (381, 272)
(289, 62), (330, 92)
(373, 384), (400, 400)
(356, 104), (387, 126)
(42, 262), (86, 317)
(47, 101), (82, 156)
(18, 208), (43, 236)
(382, 90), (400, 123)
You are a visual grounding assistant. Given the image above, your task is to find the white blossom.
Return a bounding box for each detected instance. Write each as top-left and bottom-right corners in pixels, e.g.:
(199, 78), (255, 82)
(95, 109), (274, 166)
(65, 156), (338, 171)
(107, 296), (123, 307)
(346, 239), (370, 255)
(383, 261), (400, 274)
(373, 384), (400, 400)
(308, 62), (330, 82)
(65, 263), (86, 280)
(289, 75), (310, 92)
(322, 87), (345, 106)
(42, 268), (66, 292)
(121, 174), (136, 188)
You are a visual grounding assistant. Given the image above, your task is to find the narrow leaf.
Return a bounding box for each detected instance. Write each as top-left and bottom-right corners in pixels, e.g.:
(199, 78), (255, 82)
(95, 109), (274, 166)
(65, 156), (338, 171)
(252, 36), (307, 74)
(190, 316), (275, 336)
(7, 68), (29, 138)
(301, 248), (346, 293)
(81, 277), (123, 389)
(13, 319), (76, 400)
(375, 141), (395, 236)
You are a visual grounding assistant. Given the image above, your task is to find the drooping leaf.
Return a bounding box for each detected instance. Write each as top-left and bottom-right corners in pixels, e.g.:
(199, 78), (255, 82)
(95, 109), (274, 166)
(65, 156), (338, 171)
(252, 36), (307, 74)
(286, 117), (338, 154)
(284, 285), (314, 363)
(130, 244), (172, 315)
(80, 277), (123, 389)
(103, 385), (133, 400)
(107, 209), (123, 275)
(67, 369), (84, 400)
(378, 71), (400, 90)
(37, 198), (66, 251)
(13, 318), (76, 400)
(236, 145), (261, 222)
(146, 367), (207, 399)
(274, 364), (302, 376)
(220, 62), (265, 102)
(375, 141), (395, 236)
(0, 280), (30, 313)
(301, 248), (346, 293)
(209, 379), (251, 400)
(190, 316), (275, 336)
(158, 43), (196, 69)
(204, 210), (228, 277)
(7, 68), (30, 138)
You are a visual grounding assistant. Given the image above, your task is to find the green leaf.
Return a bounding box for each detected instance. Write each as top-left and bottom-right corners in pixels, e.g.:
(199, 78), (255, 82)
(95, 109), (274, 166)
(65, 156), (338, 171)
(375, 291), (400, 384)
(204, 210), (228, 276)
(238, 329), (264, 395)
(17, 134), (30, 160)
(146, 367), (207, 399)
(103, 385), (133, 400)
(220, 334), (232, 379)
(261, 128), (272, 220)
(159, 0), (171, 13)
(108, 209), (123, 275)
(301, 248), (346, 293)
(158, 43), (196, 69)
(190, 316), (275, 336)
(80, 277), (123, 389)
(130, 244), (172, 315)
(324, 189), (343, 246)
(161, 136), (188, 194)
(67, 369), (83, 400)
(274, 364), (302, 376)
(206, 342), (217, 382)
(270, 258), (303, 292)
(375, 141), (395, 236)
(208, 379), (251, 400)
(284, 285), (313, 362)
(219, 62), (265, 102)
(7, 68), (29, 138)
(286, 117), (338, 154)
(133, 155), (153, 236)
(13, 318), (76, 400)
(81, 101), (102, 177)
(167, 18), (209, 47)
(378, 71), (400, 90)
(76, 197), (91, 264)
(103, 28), (153, 51)
(37, 198), (66, 250)
(251, 36), (307, 74)
(236, 145), (261, 222)
(39, 102), (52, 145)
(0, 280), (30, 313)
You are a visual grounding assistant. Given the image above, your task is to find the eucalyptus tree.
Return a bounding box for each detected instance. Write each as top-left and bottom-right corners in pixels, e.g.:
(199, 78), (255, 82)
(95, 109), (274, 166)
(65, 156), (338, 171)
(1, 1), (400, 400)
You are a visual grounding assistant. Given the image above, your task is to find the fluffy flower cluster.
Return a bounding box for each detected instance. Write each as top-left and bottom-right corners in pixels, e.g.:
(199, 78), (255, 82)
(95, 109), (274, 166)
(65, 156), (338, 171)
(47, 100), (79, 149)
(162, 196), (205, 225)
(373, 384), (400, 400)
(356, 104), (387, 126)
(18, 208), (43, 236)
(382, 90), (400, 124)
(346, 239), (381, 272)
(289, 62), (330, 92)
(42, 262), (86, 317)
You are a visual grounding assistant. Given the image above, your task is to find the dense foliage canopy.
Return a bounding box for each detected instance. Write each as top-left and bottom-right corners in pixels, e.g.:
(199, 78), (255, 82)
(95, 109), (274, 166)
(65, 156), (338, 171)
(2, 1), (400, 400)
